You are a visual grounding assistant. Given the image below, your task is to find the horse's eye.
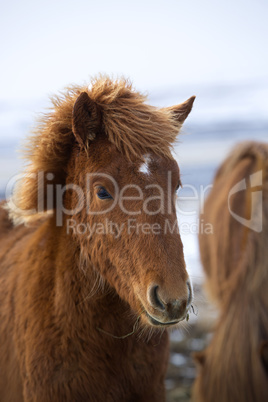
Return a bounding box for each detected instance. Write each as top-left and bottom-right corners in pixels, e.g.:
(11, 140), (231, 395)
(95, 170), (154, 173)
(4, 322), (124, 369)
(97, 187), (113, 200)
(176, 180), (182, 192)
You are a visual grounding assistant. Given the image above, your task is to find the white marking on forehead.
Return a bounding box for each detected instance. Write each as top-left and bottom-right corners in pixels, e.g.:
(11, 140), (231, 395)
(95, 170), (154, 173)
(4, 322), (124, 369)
(139, 154), (151, 175)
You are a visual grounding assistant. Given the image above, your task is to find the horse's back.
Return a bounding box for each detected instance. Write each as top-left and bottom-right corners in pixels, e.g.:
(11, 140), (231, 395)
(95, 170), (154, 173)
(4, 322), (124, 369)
(0, 202), (36, 275)
(0, 202), (34, 402)
(0, 201), (13, 238)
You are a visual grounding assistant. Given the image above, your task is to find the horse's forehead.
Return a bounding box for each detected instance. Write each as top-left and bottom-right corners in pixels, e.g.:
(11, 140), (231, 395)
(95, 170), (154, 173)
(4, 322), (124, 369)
(87, 139), (180, 184)
(136, 153), (179, 178)
(115, 152), (180, 186)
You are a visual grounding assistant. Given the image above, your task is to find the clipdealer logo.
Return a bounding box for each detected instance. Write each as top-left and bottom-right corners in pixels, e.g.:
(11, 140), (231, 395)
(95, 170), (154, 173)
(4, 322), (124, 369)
(228, 170), (263, 233)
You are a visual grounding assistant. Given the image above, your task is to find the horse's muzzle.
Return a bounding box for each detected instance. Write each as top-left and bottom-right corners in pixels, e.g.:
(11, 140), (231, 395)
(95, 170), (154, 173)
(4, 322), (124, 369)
(145, 280), (192, 326)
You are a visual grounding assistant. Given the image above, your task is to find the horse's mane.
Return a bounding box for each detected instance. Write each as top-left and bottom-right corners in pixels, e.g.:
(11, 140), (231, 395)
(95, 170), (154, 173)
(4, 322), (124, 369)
(7, 76), (183, 225)
(206, 141), (268, 301)
(25, 75), (181, 164)
(215, 141), (268, 181)
(194, 288), (268, 401)
(195, 141), (268, 401)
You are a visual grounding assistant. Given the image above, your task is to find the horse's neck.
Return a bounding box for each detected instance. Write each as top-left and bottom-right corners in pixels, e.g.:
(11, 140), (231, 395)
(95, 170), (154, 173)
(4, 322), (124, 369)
(52, 221), (134, 339)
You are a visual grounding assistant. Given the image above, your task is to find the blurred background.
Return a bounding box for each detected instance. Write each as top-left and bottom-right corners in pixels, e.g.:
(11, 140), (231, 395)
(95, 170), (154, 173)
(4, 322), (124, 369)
(1, 0), (267, 400)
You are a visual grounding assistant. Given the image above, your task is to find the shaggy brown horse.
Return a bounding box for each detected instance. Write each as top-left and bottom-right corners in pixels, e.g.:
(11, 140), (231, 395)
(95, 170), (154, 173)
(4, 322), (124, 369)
(0, 77), (195, 402)
(193, 141), (268, 402)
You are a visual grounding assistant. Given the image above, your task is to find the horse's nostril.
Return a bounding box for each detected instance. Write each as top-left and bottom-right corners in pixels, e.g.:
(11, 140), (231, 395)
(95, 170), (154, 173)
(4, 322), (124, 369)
(148, 285), (165, 311)
(147, 281), (192, 322)
(186, 279), (193, 307)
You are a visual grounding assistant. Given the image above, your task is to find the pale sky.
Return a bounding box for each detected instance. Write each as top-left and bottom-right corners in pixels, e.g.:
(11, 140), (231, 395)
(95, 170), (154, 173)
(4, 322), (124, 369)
(1, 0), (268, 100)
(1, 0), (267, 274)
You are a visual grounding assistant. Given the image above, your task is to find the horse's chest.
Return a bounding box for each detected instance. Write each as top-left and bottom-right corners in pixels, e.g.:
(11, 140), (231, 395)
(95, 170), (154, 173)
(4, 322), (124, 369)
(84, 333), (169, 399)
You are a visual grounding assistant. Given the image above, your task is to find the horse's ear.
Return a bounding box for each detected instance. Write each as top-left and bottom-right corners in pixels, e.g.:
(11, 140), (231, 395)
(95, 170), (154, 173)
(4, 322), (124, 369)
(260, 340), (268, 373)
(164, 96), (196, 124)
(193, 350), (206, 368)
(72, 92), (101, 147)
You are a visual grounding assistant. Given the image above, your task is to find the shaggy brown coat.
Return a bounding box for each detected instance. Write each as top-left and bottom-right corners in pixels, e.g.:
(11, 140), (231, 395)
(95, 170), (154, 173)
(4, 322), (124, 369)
(193, 141), (268, 402)
(0, 77), (195, 402)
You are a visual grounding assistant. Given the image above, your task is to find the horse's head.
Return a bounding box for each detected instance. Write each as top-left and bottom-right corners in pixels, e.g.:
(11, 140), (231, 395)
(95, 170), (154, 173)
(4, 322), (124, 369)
(9, 78), (194, 328)
(68, 81), (194, 327)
